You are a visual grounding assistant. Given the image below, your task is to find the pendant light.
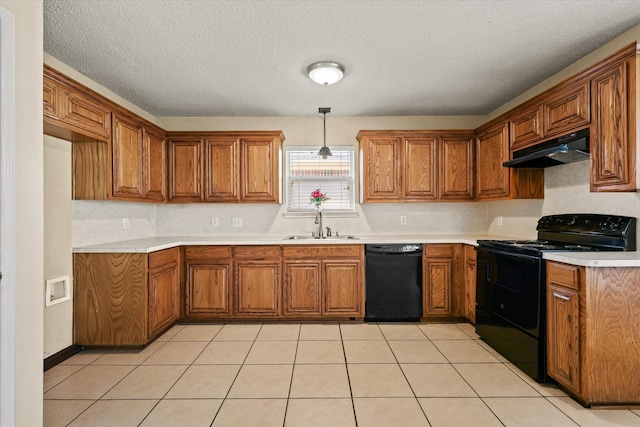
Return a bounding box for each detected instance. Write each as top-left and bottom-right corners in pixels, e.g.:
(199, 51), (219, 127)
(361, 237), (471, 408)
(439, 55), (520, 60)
(317, 107), (333, 159)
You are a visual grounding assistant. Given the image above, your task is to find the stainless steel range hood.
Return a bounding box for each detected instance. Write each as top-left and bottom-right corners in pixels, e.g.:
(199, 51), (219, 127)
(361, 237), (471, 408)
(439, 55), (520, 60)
(503, 128), (590, 168)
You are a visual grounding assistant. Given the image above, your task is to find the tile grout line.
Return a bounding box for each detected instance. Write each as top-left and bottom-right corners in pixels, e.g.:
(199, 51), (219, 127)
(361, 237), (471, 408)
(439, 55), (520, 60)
(281, 323), (302, 427)
(340, 323), (359, 427)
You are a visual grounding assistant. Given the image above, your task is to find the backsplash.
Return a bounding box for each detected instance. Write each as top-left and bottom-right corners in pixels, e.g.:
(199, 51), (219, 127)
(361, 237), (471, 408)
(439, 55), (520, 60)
(486, 161), (640, 247)
(72, 200), (488, 247)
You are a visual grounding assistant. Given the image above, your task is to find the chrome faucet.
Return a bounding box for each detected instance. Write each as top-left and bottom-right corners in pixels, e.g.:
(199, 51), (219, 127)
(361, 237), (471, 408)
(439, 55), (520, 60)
(314, 210), (323, 238)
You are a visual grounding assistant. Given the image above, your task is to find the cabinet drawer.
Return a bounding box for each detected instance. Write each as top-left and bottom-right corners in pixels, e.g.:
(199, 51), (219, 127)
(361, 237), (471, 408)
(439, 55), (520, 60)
(424, 244), (454, 257)
(234, 245), (281, 260)
(283, 245), (362, 259)
(547, 261), (581, 290)
(149, 247), (180, 269)
(185, 246), (232, 260)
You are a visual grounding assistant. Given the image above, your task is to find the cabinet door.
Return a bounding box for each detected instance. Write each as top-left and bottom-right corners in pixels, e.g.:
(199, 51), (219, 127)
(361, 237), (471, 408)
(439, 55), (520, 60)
(168, 138), (203, 202)
(112, 114), (144, 199)
(284, 262), (321, 316)
(323, 261), (363, 316)
(543, 81), (590, 138)
(235, 261), (281, 316)
(43, 75), (59, 119)
(440, 135), (474, 200)
(476, 122), (510, 200)
(590, 60), (635, 191)
(186, 262), (231, 316)
(423, 245), (454, 317)
(148, 262), (180, 338)
(547, 284), (580, 395)
(510, 105), (544, 151)
(59, 87), (111, 140)
(364, 137), (402, 201)
(205, 137), (239, 201)
(464, 245), (477, 323)
(143, 127), (166, 201)
(241, 137), (278, 202)
(404, 137), (437, 199)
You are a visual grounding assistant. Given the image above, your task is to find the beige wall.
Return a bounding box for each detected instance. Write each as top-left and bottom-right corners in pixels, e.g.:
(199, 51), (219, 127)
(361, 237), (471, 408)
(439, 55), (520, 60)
(44, 135), (72, 357)
(2, 1), (44, 426)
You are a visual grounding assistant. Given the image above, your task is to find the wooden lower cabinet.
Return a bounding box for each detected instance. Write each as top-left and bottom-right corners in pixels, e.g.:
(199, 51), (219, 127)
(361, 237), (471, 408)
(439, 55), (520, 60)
(234, 261), (281, 317)
(148, 248), (181, 338)
(284, 262), (322, 316)
(323, 261), (363, 316)
(74, 247), (180, 346)
(463, 245), (477, 323)
(546, 261), (640, 406)
(423, 244), (465, 319)
(283, 245), (364, 319)
(184, 246), (232, 318)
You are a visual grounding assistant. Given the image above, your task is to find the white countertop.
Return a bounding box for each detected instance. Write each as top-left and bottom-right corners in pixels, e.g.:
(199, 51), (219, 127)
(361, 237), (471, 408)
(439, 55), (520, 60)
(543, 251), (640, 267)
(74, 235), (640, 267)
(72, 234), (515, 253)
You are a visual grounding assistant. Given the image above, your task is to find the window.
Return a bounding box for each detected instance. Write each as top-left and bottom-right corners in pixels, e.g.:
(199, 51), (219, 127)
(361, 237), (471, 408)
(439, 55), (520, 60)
(285, 146), (355, 213)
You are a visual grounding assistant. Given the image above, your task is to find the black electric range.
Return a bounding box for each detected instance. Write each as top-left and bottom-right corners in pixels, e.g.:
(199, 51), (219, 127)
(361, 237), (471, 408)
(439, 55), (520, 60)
(475, 214), (636, 382)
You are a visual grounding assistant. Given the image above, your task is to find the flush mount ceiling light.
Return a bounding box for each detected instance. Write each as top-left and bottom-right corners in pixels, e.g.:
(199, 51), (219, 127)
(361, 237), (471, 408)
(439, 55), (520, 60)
(318, 107), (333, 159)
(307, 62), (344, 85)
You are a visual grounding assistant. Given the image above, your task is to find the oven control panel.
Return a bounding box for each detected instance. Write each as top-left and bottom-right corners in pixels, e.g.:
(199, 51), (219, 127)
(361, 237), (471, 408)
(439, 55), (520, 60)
(537, 214), (635, 236)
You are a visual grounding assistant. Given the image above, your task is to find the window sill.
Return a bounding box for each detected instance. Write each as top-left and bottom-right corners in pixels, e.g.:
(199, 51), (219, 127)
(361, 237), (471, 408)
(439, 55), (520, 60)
(282, 211), (359, 219)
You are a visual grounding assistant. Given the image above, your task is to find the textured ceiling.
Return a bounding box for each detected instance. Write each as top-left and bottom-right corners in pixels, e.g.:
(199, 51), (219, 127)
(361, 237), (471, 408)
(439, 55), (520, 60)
(44, 1), (640, 117)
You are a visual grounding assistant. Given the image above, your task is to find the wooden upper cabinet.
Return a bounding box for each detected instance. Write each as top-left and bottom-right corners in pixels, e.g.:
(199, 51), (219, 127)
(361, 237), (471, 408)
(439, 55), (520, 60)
(476, 122), (543, 200)
(359, 131), (473, 202)
(43, 75), (59, 119)
(166, 131), (283, 204)
(404, 137), (437, 199)
(112, 114), (144, 199)
(509, 80), (590, 153)
(510, 105), (544, 151)
(44, 66), (112, 142)
(439, 133), (474, 200)
(205, 138), (239, 201)
(241, 136), (279, 202)
(476, 122), (511, 199)
(143, 127), (167, 201)
(168, 138), (203, 202)
(113, 114), (166, 202)
(543, 80), (590, 138)
(590, 56), (636, 191)
(363, 136), (402, 201)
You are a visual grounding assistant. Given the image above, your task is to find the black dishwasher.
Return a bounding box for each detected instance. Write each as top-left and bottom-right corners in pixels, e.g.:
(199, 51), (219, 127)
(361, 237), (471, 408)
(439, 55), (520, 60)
(364, 244), (423, 322)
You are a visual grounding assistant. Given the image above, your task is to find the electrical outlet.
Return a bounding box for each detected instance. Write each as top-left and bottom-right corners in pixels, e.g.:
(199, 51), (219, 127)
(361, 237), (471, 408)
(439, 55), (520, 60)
(211, 217), (219, 227)
(123, 218), (130, 229)
(497, 216), (503, 226)
(232, 217), (243, 228)
(400, 215), (407, 225)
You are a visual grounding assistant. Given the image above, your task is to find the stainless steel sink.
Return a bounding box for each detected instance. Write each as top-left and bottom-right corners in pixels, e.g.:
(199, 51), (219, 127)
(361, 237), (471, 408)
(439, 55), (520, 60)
(284, 235), (358, 240)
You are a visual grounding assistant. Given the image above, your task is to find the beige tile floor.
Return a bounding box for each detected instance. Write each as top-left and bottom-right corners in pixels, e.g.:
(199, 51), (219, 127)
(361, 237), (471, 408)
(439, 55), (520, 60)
(44, 322), (640, 427)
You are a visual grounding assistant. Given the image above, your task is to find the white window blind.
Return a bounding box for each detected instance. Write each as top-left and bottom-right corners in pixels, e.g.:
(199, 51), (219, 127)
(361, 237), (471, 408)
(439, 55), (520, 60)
(285, 146), (355, 212)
